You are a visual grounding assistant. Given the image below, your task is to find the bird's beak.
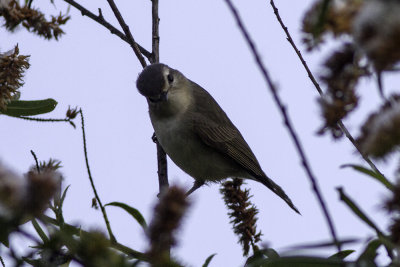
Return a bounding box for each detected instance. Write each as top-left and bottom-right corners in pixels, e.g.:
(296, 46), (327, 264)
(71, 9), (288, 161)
(148, 91), (168, 103)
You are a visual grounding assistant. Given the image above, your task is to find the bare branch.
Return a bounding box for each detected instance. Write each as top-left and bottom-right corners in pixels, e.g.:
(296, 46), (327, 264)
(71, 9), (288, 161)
(106, 0), (147, 68)
(224, 0), (341, 251)
(151, 0), (160, 64)
(79, 109), (116, 243)
(269, 0), (385, 178)
(149, 0), (169, 195)
(62, 0), (152, 61)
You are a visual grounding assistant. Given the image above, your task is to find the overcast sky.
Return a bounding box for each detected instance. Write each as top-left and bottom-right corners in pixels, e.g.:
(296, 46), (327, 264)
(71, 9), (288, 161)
(1, 0), (397, 266)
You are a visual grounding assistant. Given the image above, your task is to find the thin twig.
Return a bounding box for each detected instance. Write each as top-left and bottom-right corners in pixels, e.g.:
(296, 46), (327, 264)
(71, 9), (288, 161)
(223, 0), (341, 251)
(337, 121), (384, 176)
(62, 0), (152, 60)
(269, 0), (385, 178)
(30, 150), (40, 173)
(151, 0), (160, 64)
(11, 116), (70, 123)
(79, 109), (116, 243)
(106, 0), (147, 68)
(270, 0), (322, 95)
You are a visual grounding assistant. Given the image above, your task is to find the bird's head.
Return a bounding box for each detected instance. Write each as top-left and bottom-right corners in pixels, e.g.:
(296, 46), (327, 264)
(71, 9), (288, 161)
(136, 63), (192, 117)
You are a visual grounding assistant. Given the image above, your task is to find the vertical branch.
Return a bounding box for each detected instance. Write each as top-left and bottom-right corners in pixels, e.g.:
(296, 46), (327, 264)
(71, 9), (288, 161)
(269, 0), (384, 178)
(104, 0), (168, 194)
(151, 0), (160, 64)
(223, 0), (341, 251)
(79, 109), (116, 243)
(150, 0), (169, 195)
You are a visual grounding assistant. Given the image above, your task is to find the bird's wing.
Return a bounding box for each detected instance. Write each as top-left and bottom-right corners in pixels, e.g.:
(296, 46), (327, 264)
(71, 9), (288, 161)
(189, 82), (300, 214)
(189, 82), (265, 179)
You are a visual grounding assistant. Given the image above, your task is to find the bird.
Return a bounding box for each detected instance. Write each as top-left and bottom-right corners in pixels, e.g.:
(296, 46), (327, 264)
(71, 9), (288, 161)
(136, 63), (299, 214)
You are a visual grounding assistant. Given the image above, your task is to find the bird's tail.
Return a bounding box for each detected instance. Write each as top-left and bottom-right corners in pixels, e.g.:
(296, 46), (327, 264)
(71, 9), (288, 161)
(256, 175), (300, 214)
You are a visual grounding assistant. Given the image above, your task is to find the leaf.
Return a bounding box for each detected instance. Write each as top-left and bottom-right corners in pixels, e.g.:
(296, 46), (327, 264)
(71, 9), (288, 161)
(337, 189), (395, 261)
(105, 202), (147, 230)
(337, 187), (383, 234)
(0, 235), (9, 248)
(341, 164), (394, 190)
(358, 239), (381, 262)
(54, 185), (70, 225)
(263, 248), (280, 259)
(248, 256), (352, 267)
(288, 238), (359, 250)
(1, 99), (57, 116)
(31, 219), (49, 243)
(329, 250), (355, 260)
(58, 185), (71, 210)
(202, 253), (217, 267)
(60, 260), (71, 267)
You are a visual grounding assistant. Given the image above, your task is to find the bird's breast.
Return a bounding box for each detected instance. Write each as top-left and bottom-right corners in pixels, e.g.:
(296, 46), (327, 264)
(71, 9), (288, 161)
(149, 113), (244, 182)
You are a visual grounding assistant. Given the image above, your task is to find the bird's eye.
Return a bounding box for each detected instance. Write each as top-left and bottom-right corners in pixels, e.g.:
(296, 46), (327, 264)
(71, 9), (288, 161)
(167, 74), (174, 83)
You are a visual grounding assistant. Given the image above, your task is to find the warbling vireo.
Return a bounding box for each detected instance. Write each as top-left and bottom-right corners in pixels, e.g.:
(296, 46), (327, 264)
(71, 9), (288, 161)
(136, 63), (299, 214)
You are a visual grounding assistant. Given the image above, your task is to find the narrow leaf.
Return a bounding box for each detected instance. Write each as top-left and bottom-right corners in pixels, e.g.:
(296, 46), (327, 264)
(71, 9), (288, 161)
(250, 256), (351, 267)
(337, 188), (394, 258)
(337, 187), (382, 234)
(329, 250), (355, 260)
(288, 238), (359, 250)
(31, 219), (49, 243)
(105, 202), (147, 230)
(341, 164), (394, 190)
(59, 185), (71, 210)
(202, 253), (217, 267)
(263, 248), (280, 259)
(358, 239), (381, 262)
(60, 260), (71, 267)
(1, 99), (57, 116)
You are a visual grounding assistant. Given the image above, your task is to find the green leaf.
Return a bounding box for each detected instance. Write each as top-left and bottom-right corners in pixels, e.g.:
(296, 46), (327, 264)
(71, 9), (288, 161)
(341, 164), (394, 190)
(58, 185), (71, 210)
(288, 238), (359, 250)
(202, 253), (217, 267)
(336, 189), (394, 264)
(263, 248), (280, 259)
(329, 250), (355, 260)
(1, 99), (57, 116)
(358, 239), (381, 262)
(248, 256), (352, 267)
(0, 235), (9, 248)
(105, 202), (147, 230)
(60, 260), (71, 267)
(31, 219), (49, 243)
(336, 187), (383, 235)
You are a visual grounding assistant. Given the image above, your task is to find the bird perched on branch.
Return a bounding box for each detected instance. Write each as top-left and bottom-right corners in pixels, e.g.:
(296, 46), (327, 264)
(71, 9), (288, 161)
(136, 63), (299, 214)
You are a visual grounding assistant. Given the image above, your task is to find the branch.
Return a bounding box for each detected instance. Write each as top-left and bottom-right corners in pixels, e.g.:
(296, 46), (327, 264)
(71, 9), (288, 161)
(269, 0), (385, 178)
(152, 134), (169, 194)
(30, 150), (40, 173)
(62, 0), (152, 61)
(223, 0), (341, 251)
(149, 0), (169, 195)
(151, 0), (160, 64)
(79, 109), (116, 243)
(106, 0), (147, 68)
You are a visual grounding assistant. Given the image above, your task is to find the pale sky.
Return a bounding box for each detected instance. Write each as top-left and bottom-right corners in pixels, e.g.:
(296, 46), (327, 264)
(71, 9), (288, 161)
(0, 0), (396, 266)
